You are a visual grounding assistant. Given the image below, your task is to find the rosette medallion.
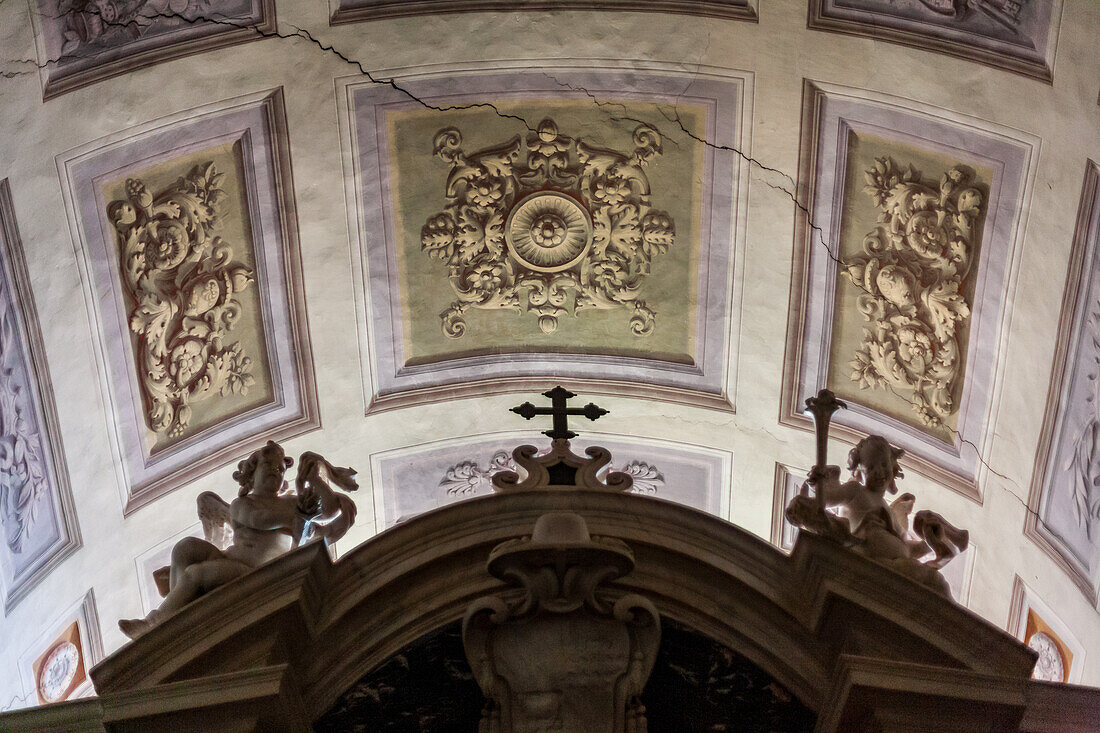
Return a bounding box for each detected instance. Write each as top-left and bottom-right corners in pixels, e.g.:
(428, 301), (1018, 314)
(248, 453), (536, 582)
(505, 192), (593, 273)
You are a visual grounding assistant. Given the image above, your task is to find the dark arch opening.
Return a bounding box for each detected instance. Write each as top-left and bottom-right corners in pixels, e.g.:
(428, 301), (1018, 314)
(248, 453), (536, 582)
(314, 619), (817, 732)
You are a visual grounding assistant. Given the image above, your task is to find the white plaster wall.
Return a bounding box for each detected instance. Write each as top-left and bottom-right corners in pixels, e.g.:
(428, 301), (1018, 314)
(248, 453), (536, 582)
(0, 0), (1097, 711)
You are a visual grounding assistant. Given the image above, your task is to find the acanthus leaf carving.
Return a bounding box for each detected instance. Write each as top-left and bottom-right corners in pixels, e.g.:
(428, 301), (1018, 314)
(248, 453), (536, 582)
(422, 118), (675, 337)
(1062, 298), (1100, 538)
(0, 282), (49, 553)
(107, 162), (258, 440)
(842, 157), (985, 429)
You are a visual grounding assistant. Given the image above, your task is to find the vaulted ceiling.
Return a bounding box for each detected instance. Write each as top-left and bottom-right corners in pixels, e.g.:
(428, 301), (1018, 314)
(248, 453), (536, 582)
(0, 0), (1097, 710)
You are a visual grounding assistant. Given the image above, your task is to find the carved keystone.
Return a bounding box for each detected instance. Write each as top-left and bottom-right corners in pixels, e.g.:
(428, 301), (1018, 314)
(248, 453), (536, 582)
(462, 512), (660, 733)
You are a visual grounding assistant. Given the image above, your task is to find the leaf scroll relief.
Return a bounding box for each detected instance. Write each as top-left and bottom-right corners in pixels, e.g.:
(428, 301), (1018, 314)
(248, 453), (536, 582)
(440, 450), (664, 496)
(841, 157), (985, 430)
(107, 163), (257, 440)
(0, 281), (49, 553)
(1062, 297), (1100, 539)
(421, 118), (676, 337)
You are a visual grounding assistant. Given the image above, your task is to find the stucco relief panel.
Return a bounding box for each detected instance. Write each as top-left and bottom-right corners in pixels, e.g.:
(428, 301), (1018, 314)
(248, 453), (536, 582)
(787, 82), (1035, 496)
(60, 89), (318, 512)
(830, 135), (991, 443)
(343, 66), (749, 409)
(0, 182), (80, 612)
(808, 0), (1061, 81)
(103, 143), (274, 451)
(28, 0), (273, 97)
(1030, 162), (1100, 598)
(370, 432), (731, 530)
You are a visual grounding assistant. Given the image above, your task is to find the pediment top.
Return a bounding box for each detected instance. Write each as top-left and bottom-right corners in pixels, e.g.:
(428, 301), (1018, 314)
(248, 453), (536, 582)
(490, 438), (634, 492)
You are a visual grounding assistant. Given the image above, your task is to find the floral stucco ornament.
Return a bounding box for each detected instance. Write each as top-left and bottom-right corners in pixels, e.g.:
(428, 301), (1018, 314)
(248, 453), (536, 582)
(843, 157), (985, 428)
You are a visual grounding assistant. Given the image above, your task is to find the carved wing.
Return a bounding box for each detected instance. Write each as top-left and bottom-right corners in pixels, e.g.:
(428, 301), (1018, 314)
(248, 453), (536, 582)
(197, 491), (233, 550)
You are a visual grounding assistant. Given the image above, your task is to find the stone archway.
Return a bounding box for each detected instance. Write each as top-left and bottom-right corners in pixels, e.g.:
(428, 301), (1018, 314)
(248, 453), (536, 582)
(7, 467), (1096, 731)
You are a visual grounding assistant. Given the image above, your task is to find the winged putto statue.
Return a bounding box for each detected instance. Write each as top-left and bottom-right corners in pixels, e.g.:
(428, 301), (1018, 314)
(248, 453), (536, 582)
(119, 441), (357, 639)
(785, 390), (969, 597)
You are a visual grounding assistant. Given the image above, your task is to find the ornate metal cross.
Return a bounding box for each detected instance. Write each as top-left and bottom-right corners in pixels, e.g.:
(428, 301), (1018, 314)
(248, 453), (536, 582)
(511, 386), (608, 440)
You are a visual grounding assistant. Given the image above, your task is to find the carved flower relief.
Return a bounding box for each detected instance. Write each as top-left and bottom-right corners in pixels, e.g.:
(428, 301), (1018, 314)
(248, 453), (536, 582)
(439, 450), (664, 496)
(107, 162), (258, 440)
(840, 156), (985, 429)
(421, 117), (675, 337)
(0, 286), (49, 554)
(1062, 301), (1100, 538)
(592, 177), (631, 206)
(467, 177), (505, 209)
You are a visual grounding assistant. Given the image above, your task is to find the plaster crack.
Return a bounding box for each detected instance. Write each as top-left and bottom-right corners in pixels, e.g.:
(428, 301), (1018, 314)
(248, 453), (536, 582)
(3, 7), (1030, 516)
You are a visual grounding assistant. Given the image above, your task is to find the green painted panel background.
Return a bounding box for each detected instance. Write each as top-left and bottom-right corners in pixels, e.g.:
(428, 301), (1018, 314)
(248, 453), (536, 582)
(827, 130), (992, 443)
(386, 99), (706, 367)
(102, 140), (275, 453)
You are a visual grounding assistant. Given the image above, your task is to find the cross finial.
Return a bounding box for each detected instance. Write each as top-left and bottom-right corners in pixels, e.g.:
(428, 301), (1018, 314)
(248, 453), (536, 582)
(511, 386), (608, 440)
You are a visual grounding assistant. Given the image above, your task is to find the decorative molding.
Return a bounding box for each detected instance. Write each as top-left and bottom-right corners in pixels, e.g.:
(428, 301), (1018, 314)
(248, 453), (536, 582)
(370, 429), (731, 530)
(59, 89), (319, 513)
(331, 0), (757, 25)
(807, 0), (1061, 83)
(0, 181), (81, 614)
(340, 62), (750, 412)
(771, 464), (805, 553)
(1007, 576), (1086, 684)
(422, 118), (674, 337)
(28, 0), (276, 99)
(17, 589), (103, 705)
(462, 512), (660, 730)
(1026, 160), (1100, 603)
(365, 375), (737, 414)
(782, 80), (1037, 500)
(440, 448), (664, 496)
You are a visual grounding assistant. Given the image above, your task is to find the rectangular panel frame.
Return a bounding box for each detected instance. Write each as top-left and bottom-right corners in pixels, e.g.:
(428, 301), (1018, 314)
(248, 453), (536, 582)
(331, 0), (756, 24)
(59, 88), (319, 514)
(0, 181), (81, 613)
(27, 0), (276, 99)
(1026, 161), (1100, 604)
(339, 61), (752, 413)
(782, 80), (1038, 500)
(369, 429), (733, 531)
(807, 0), (1062, 83)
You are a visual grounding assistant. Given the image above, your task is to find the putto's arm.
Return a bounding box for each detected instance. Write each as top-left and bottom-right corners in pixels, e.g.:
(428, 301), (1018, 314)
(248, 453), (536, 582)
(806, 465), (854, 508)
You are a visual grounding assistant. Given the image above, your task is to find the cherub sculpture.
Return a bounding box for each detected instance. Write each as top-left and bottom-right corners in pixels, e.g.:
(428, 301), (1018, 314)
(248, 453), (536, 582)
(785, 434), (969, 597)
(119, 441), (357, 639)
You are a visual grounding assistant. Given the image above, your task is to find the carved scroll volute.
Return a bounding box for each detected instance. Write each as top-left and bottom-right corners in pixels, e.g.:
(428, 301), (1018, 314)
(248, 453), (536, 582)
(462, 512), (660, 733)
(490, 439), (633, 492)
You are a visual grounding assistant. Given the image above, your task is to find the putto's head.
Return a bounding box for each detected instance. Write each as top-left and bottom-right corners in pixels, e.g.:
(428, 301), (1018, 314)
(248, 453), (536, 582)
(847, 435), (904, 494)
(233, 440), (294, 496)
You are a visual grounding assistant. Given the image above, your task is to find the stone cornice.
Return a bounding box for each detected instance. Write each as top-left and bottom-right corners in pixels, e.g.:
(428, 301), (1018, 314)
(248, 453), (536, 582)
(79, 489), (1042, 729)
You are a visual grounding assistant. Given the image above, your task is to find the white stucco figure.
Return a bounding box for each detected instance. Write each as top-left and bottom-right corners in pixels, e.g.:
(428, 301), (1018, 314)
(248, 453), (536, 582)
(118, 441), (357, 639)
(786, 434), (969, 596)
